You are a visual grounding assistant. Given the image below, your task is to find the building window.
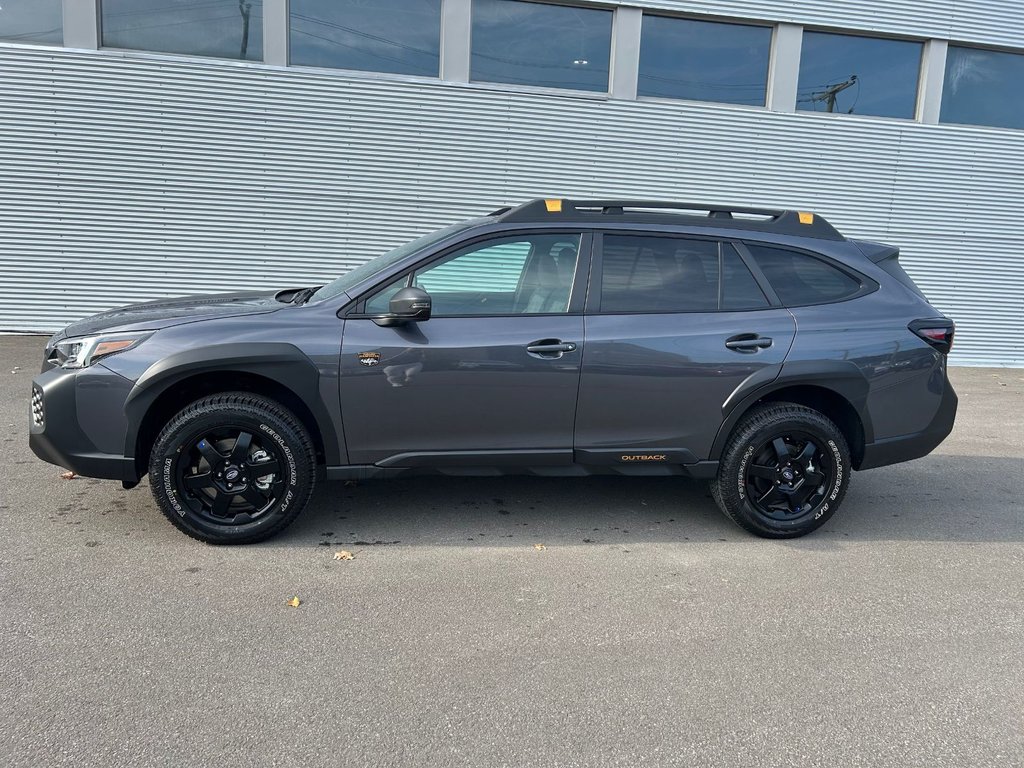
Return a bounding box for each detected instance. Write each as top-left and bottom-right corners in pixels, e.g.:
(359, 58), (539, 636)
(471, 0), (612, 93)
(941, 46), (1024, 131)
(638, 15), (771, 106)
(797, 32), (921, 119)
(101, 0), (263, 61)
(0, 0), (62, 45)
(290, 0), (441, 77)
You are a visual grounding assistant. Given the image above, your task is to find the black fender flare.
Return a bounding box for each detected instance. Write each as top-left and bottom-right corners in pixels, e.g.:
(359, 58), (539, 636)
(708, 360), (873, 462)
(123, 342), (341, 465)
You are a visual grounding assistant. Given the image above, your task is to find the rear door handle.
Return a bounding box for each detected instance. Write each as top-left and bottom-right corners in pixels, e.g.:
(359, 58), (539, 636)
(725, 334), (773, 352)
(526, 339), (577, 357)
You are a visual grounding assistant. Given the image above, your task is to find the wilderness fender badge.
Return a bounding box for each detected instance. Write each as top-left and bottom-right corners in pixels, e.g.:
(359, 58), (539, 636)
(358, 352), (381, 367)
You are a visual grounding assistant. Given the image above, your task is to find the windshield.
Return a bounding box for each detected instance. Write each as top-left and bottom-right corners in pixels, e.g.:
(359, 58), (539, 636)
(311, 221), (477, 303)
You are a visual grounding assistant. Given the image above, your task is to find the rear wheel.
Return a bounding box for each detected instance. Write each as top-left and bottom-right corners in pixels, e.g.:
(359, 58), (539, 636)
(148, 392), (315, 544)
(712, 403), (850, 538)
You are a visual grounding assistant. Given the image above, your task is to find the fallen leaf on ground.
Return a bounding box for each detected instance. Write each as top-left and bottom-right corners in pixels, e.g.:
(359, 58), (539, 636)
(285, 596), (301, 607)
(334, 550), (354, 560)
(533, 543), (546, 551)
(60, 471), (76, 480)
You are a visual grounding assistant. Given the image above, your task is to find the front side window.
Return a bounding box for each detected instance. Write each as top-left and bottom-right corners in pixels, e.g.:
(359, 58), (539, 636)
(366, 234), (581, 316)
(638, 15), (772, 106)
(941, 46), (1024, 131)
(102, 0), (264, 61)
(471, 0), (612, 93)
(746, 244), (861, 306)
(290, 0), (441, 77)
(0, 0), (62, 45)
(797, 32), (921, 119)
(599, 236), (720, 313)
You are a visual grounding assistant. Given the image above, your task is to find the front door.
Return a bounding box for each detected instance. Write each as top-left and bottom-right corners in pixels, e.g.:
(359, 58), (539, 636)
(575, 232), (796, 464)
(340, 232), (589, 466)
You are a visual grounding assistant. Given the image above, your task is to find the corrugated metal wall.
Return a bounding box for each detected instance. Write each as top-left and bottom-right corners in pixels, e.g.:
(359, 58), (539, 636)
(0, 44), (1022, 365)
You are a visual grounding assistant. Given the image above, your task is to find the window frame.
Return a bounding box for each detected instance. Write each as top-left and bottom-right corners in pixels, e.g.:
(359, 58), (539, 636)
(795, 28), (925, 121)
(939, 44), (1024, 131)
(288, 0), (443, 78)
(469, 0), (615, 95)
(587, 231), (781, 315)
(635, 11), (774, 108)
(344, 229), (594, 319)
(735, 239), (879, 308)
(98, 0), (266, 62)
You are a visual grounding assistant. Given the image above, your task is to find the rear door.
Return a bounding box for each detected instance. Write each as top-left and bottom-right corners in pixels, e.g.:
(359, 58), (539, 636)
(340, 231), (590, 466)
(574, 232), (796, 465)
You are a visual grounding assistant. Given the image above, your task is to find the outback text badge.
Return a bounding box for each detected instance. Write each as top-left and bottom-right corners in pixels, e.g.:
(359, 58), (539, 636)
(357, 351), (381, 367)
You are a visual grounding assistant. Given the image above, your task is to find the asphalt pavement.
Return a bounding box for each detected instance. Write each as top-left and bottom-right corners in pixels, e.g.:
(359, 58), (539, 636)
(1, 334), (1021, 767)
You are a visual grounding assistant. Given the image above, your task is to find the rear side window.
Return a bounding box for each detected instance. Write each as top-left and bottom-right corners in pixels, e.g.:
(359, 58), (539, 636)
(600, 236), (719, 312)
(599, 235), (769, 312)
(746, 244), (861, 305)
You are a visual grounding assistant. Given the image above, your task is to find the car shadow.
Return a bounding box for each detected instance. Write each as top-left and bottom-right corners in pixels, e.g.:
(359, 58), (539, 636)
(269, 453), (1024, 548)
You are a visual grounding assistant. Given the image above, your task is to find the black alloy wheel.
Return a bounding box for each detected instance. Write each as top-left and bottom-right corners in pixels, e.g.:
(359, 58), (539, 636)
(149, 392), (315, 544)
(712, 402), (851, 538)
(743, 432), (834, 523)
(177, 426), (286, 526)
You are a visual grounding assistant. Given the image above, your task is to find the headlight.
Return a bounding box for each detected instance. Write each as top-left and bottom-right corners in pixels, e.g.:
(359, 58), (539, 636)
(53, 333), (151, 369)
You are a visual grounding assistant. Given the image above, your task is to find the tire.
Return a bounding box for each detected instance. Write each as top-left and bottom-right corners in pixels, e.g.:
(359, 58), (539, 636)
(712, 402), (850, 539)
(148, 392), (316, 544)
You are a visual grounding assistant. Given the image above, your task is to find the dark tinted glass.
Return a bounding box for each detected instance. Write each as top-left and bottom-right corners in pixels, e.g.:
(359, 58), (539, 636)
(941, 46), (1024, 131)
(290, 0), (441, 77)
(638, 15), (771, 106)
(747, 245), (860, 305)
(0, 0), (62, 44)
(471, 0), (612, 92)
(600, 236), (719, 313)
(722, 246), (769, 310)
(797, 32), (921, 119)
(102, 0), (263, 61)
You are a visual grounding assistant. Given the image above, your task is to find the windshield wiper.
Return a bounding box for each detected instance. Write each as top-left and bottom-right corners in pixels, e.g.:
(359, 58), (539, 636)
(290, 286), (320, 305)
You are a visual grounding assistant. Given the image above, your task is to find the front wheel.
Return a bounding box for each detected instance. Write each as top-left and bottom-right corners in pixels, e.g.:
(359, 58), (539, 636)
(148, 392), (316, 544)
(712, 403), (850, 538)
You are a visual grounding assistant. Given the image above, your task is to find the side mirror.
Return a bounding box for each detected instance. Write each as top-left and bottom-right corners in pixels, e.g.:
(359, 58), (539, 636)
(373, 286), (432, 327)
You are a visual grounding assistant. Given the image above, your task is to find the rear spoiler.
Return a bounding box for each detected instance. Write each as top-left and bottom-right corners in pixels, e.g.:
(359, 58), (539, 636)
(851, 239), (931, 301)
(850, 239), (899, 263)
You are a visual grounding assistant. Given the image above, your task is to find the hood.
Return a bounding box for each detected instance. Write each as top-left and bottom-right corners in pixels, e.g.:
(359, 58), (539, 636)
(53, 290), (285, 342)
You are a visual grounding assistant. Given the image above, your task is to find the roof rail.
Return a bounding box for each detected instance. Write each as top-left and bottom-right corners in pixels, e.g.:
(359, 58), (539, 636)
(494, 198), (845, 241)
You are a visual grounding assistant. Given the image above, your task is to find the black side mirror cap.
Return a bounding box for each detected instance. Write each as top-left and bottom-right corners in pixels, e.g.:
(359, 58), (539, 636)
(373, 286), (432, 327)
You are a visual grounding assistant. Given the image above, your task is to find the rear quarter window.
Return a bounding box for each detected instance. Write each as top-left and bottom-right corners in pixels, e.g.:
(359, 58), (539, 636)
(746, 244), (862, 305)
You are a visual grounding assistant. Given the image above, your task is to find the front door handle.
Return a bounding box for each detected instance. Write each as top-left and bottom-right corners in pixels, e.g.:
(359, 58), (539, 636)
(725, 334), (773, 352)
(526, 339), (577, 357)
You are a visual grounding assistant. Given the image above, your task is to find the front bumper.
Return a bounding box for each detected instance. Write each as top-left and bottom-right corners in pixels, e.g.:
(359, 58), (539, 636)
(29, 364), (138, 482)
(858, 376), (958, 471)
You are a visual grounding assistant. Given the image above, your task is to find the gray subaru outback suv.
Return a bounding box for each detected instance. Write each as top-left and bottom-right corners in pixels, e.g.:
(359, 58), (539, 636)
(29, 199), (957, 543)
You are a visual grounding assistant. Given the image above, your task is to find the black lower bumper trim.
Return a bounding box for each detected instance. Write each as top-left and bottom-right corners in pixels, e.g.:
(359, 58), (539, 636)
(30, 431), (138, 481)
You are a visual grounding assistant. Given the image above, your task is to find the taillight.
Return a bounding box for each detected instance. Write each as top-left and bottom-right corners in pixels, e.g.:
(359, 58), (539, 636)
(909, 318), (955, 354)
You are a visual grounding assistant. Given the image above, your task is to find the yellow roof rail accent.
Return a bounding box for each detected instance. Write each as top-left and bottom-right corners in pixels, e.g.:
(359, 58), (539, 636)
(798, 211), (815, 224)
(544, 199), (563, 213)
